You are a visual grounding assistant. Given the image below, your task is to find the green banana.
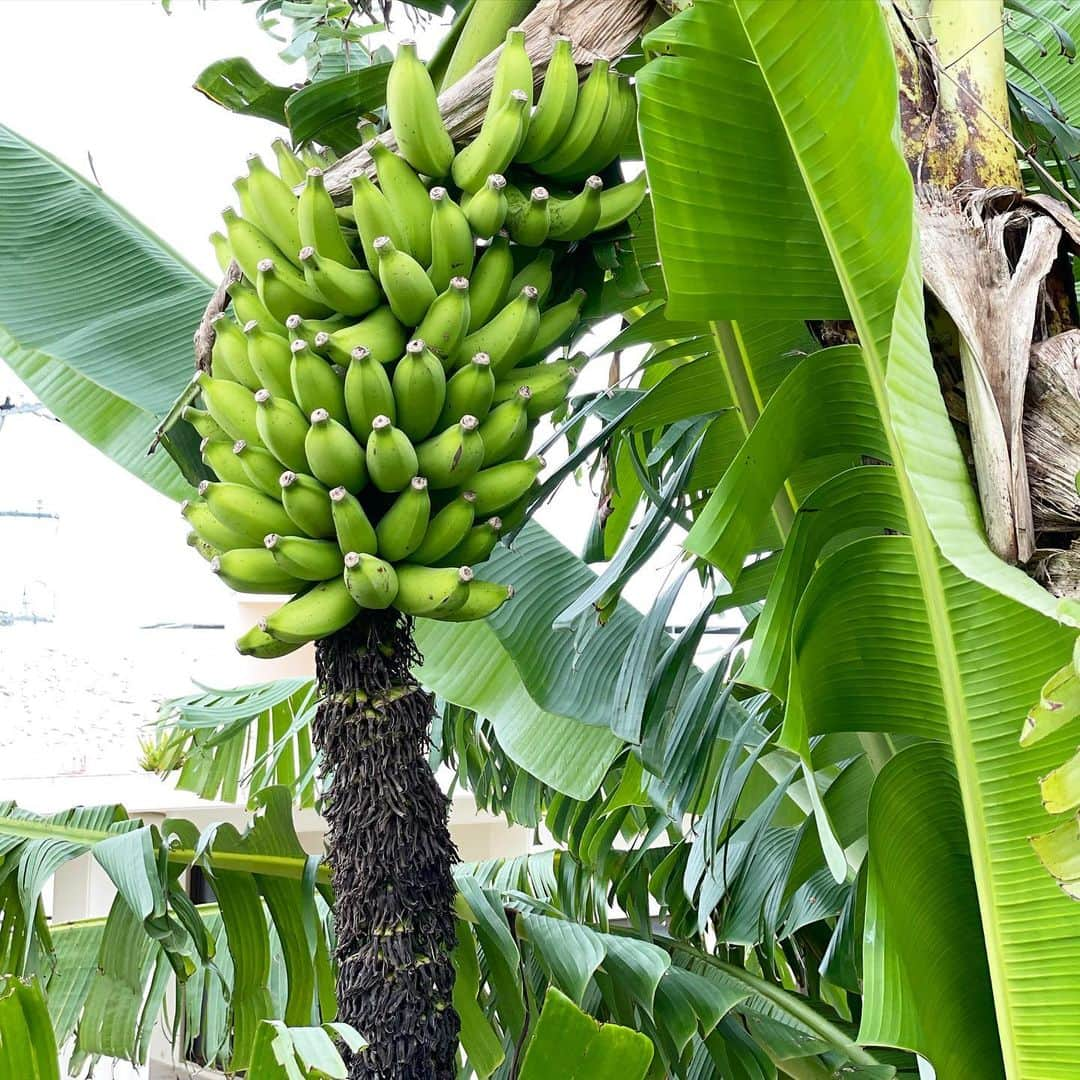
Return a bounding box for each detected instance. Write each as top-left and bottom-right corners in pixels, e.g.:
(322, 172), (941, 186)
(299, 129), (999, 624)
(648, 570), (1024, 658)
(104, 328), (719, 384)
(211, 548), (306, 595)
(222, 207), (289, 284)
(495, 360), (578, 418)
(469, 455), (544, 515)
(299, 247), (381, 316)
(451, 89), (529, 194)
(533, 60), (611, 177)
(211, 315), (258, 388)
(343, 551), (399, 610)
(463, 174), (508, 240)
(440, 352), (495, 426)
(546, 177), (603, 242)
(375, 476), (432, 561)
(386, 39), (454, 179)
(182, 405), (224, 441)
(181, 497), (252, 552)
(233, 439), (286, 499)
(366, 414), (419, 492)
(371, 141), (434, 266)
(228, 279), (283, 332)
(256, 257), (332, 322)
(501, 417), (536, 461)
(298, 167), (360, 268)
(236, 623), (304, 660)
(374, 235), (437, 326)
(351, 172), (406, 268)
(455, 285), (540, 376)
(408, 490), (476, 565)
(431, 579), (514, 621)
(516, 35), (577, 164)
(264, 579), (360, 644)
(520, 288), (586, 362)
(272, 137), (307, 188)
(467, 236), (514, 330)
(509, 248), (554, 303)
(437, 516), (502, 568)
(254, 388), (310, 473)
(487, 28), (534, 120)
(415, 276), (471, 361)
(188, 529), (219, 564)
(557, 72), (636, 183)
(198, 479), (296, 543)
(330, 486), (378, 555)
(478, 386), (531, 465)
(233, 175), (261, 232)
(201, 436), (249, 485)
(503, 184), (550, 246)
(245, 154), (302, 262)
(428, 187), (475, 292)
(280, 470), (335, 538)
(244, 320), (295, 401)
(195, 370), (262, 446)
(415, 414), (484, 488)
(287, 312), (350, 343)
(264, 533), (344, 581)
(392, 339), (446, 441)
(498, 487), (537, 533)
(344, 346), (396, 438)
(326, 305), (408, 366)
(290, 339), (348, 424)
(210, 231), (232, 273)
(596, 170), (649, 232)
(393, 564), (472, 617)
(305, 408), (367, 491)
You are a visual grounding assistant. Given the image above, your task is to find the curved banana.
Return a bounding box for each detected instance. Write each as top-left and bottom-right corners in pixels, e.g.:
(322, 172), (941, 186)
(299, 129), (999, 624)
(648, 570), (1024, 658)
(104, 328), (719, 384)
(330, 486), (378, 555)
(455, 285), (541, 376)
(272, 137), (307, 188)
(344, 345), (397, 438)
(430, 579), (513, 621)
(236, 623), (304, 659)
(558, 72), (636, 184)
(298, 167), (360, 268)
(305, 408), (367, 491)
(264, 533), (344, 581)
(256, 258), (332, 322)
(503, 184), (550, 246)
(264, 579), (360, 644)
(326, 305), (408, 366)
(245, 154), (302, 263)
(227, 279), (283, 333)
(280, 470), (336, 538)
(373, 235), (437, 326)
(415, 414), (484, 488)
(468, 236), (514, 331)
(495, 360), (578, 418)
(478, 386), (531, 465)
(416, 276), (471, 361)
(351, 172), (406, 268)
(343, 551), (398, 610)
(201, 435), (249, 485)
(516, 36), (577, 164)
(195, 371), (262, 447)
(488, 28), (533, 119)
(509, 248), (555, 304)
(299, 247), (381, 317)
(210, 231), (232, 274)
(182, 406), (224, 441)
(198, 479), (296, 544)
(437, 517), (503, 568)
(440, 352), (495, 427)
(371, 141), (434, 266)
(408, 490), (476, 565)
(244, 320), (295, 401)
(520, 288), (586, 363)
(469, 455), (544, 515)
(182, 497), (251, 552)
(394, 565), (473, 618)
(428, 187), (475, 293)
(211, 314), (259, 387)
(451, 89), (529, 194)
(254, 388), (310, 473)
(290, 339), (348, 424)
(376, 476), (432, 561)
(211, 548), (305, 595)
(233, 439), (286, 499)
(187, 530), (219, 563)
(222, 207), (289, 287)
(596, 170), (649, 232)
(386, 39), (454, 179)
(463, 175), (508, 240)
(532, 60), (612, 178)
(392, 339), (447, 441)
(366, 414), (419, 492)
(547, 177), (603, 242)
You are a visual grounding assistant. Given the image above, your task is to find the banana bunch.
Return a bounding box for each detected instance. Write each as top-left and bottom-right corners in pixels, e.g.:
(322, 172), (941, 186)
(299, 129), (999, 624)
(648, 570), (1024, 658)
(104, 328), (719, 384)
(188, 31), (646, 658)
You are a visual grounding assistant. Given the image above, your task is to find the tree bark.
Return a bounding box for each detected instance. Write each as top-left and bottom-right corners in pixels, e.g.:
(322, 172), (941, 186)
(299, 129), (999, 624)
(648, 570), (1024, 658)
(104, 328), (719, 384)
(313, 612), (459, 1079)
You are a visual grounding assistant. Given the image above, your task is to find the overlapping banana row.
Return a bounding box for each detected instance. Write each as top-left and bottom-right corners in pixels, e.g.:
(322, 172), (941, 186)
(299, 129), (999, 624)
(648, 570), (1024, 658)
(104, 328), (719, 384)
(185, 29), (647, 658)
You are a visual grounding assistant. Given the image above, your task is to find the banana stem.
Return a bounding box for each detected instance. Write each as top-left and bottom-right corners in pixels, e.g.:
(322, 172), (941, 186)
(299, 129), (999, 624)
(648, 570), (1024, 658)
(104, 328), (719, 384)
(313, 611), (459, 1079)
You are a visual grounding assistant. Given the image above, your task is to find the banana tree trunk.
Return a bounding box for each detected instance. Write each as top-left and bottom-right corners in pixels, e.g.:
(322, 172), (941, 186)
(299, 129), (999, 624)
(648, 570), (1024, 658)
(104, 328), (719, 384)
(313, 613), (459, 1079)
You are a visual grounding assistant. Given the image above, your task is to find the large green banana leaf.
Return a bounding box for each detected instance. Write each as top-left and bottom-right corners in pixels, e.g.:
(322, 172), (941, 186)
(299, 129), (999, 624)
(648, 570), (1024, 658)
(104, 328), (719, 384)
(637, 1), (1080, 1076)
(0, 977), (60, 1080)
